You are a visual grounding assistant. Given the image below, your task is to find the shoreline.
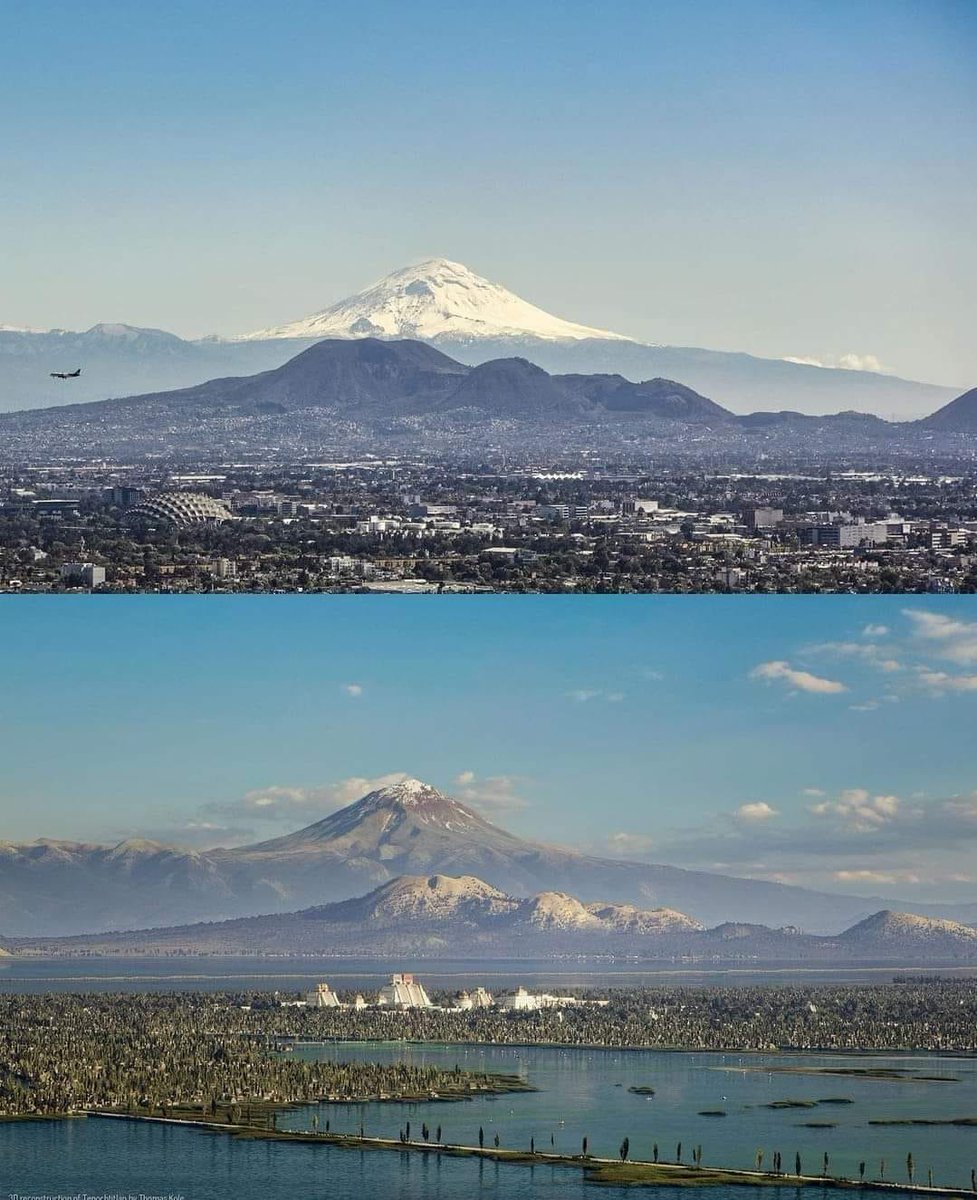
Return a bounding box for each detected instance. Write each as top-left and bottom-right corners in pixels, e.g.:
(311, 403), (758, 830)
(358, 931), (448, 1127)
(282, 1036), (977, 1060)
(77, 1111), (973, 1195)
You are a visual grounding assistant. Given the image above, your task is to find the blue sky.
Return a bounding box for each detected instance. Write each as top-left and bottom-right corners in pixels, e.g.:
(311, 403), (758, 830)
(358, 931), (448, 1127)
(2, 596), (976, 901)
(3, 0), (975, 385)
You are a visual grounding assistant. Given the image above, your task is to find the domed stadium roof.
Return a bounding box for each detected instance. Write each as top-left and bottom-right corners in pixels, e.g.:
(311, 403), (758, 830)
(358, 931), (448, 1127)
(127, 491), (232, 528)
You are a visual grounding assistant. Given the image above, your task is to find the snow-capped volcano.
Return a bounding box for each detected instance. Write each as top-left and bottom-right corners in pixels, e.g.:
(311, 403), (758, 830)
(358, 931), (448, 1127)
(236, 258), (629, 344)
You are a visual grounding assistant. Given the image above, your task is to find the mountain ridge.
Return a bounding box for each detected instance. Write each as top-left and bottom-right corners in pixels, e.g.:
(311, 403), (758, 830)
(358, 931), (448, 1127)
(7, 873), (975, 962)
(0, 337), (735, 428)
(1, 260), (957, 417)
(4, 778), (977, 938)
(918, 386), (977, 432)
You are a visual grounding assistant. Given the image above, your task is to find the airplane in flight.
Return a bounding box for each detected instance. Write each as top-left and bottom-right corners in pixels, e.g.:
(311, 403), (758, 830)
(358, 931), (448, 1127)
(50, 368), (82, 379)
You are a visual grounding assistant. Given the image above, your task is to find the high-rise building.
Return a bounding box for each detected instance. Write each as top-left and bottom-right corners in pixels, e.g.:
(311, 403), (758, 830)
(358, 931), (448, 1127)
(60, 563), (106, 588)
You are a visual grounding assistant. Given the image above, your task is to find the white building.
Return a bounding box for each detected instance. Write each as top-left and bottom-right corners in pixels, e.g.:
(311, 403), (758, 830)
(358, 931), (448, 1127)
(455, 986), (494, 1010)
(498, 986), (539, 1011)
(304, 982), (342, 1008)
(60, 562), (106, 587)
(377, 973), (432, 1009)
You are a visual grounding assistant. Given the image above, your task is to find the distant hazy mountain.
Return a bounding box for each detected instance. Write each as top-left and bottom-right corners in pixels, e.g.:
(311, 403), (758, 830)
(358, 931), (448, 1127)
(0, 337), (738, 439)
(0, 323), (309, 413)
(9, 872), (977, 964)
(233, 260), (954, 418)
(837, 910), (977, 952)
(918, 386), (977, 432)
(0, 260), (956, 416)
(3, 778), (977, 939)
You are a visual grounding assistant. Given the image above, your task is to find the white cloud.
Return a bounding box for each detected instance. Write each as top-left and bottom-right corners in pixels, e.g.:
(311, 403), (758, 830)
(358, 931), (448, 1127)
(810, 788), (900, 832)
(734, 801), (778, 822)
(834, 869), (920, 886)
(782, 354), (885, 373)
(807, 641), (902, 672)
(605, 831), (655, 857)
(904, 610), (977, 665)
(212, 773), (408, 823)
(782, 355), (826, 368)
(837, 353), (884, 373)
(343, 683), (364, 697)
(863, 624), (889, 638)
(452, 772), (528, 813)
(750, 660), (847, 694)
(566, 688), (625, 703)
(917, 669), (977, 694)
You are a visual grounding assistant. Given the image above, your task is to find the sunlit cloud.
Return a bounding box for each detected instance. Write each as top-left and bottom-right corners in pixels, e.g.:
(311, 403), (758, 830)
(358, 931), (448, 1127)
(452, 772), (529, 814)
(207, 773), (408, 824)
(734, 802), (778, 822)
(750, 660), (847, 694)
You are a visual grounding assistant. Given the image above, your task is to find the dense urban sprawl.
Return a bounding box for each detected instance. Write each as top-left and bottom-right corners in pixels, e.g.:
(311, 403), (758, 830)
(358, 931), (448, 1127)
(3, 456), (977, 593)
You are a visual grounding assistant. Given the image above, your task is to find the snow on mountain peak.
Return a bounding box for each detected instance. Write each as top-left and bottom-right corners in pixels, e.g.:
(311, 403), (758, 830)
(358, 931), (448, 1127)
(357, 777), (476, 822)
(369, 777), (440, 804)
(237, 258), (629, 344)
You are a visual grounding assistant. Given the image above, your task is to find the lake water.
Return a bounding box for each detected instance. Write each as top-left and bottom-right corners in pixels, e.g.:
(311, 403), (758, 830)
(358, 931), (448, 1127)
(4, 1043), (974, 1198)
(4, 960), (976, 1197)
(4, 955), (976, 993)
(0, 1117), (844, 1200)
(281, 1042), (977, 1188)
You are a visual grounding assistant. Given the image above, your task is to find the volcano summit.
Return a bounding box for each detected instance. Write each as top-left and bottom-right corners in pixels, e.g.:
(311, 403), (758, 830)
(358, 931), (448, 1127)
(3, 778), (977, 939)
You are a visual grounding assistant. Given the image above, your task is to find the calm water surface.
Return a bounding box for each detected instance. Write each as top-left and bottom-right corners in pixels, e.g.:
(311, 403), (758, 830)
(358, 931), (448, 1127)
(4, 955), (976, 993)
(0, 1117), (849, 1200)
(3, 959), (974, 1197)
(283, 1043), (977, 1188)
(3, 1044), (972, 1198)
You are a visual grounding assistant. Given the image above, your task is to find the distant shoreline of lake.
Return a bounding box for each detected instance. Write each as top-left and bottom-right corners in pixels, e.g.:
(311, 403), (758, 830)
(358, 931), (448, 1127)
(4, 955), (977, 993)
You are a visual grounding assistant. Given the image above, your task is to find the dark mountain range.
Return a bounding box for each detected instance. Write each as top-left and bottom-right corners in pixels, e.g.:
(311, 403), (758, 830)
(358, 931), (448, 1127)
(1, 261), (956, 417)
(3, 778), (977, 939)
(2, 336), (966, 466)
(8, 870), (977, 963)
(0, 338), (732, 427)
(434, 335), (956, 422)
(918, 386), (977, 432)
